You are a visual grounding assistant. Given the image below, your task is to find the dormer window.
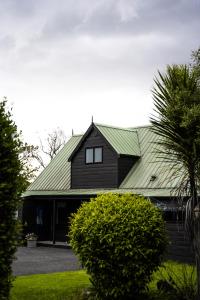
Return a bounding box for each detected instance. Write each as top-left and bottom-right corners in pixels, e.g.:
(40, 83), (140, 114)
(86, 147), (103, 164)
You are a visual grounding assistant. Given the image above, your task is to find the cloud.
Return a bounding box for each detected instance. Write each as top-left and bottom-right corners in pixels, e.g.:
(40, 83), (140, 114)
(37, 0), (200, 39)
(0, 35), (15, 51)
(0, 0), (199, 53)
(0, 0), (38, 17)
(0, 0), (199, 142)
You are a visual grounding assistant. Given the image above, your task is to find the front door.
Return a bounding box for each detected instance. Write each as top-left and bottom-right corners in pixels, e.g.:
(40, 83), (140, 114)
(55, 201), (68, 241)
(54, 199), (83, 242)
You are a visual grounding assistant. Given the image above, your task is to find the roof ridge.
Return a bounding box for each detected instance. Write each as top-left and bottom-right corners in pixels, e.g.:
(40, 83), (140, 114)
(72, 134), (83, 137)
(128, 124), (152, 130)
(94, 123), (137, 132)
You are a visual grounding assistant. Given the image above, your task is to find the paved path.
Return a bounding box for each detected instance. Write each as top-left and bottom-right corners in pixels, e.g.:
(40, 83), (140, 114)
(12, 247), (82, 276)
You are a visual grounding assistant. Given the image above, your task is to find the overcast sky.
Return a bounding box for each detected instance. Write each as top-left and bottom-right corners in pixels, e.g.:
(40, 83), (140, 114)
(0, 0), (199, 144)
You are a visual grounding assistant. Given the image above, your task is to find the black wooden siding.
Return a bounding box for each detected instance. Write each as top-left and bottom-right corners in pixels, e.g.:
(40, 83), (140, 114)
(71, 128), (119, 188)
(118, 156), (137, 186)
(165, 222), (194, 264)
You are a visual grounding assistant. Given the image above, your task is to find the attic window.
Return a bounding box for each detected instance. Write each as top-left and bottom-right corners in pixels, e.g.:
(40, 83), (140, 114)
(86, 147), (103, 164)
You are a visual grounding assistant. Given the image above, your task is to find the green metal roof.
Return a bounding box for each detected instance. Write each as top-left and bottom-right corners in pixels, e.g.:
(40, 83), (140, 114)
(26, 135), (82, 193)
(120, 126), (182, 190)
(24, 123), (181, 198)
(95, 123), (140, 156)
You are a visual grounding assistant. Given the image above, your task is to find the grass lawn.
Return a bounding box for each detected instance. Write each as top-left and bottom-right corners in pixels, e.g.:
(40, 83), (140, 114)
(148, 261), (196, 300)
(11, 270), (90, 300)
(11, 261), (196, 300)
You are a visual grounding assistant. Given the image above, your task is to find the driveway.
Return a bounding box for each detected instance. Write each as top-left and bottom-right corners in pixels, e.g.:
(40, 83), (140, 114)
(12, 247), (82, 276)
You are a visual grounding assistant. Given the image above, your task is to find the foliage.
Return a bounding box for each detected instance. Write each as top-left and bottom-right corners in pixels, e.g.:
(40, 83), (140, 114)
(25, 233), (38, 241)
(151, 65), (200, 197)
(191, 47), (200, 77)
(151, 63), (200, 298)
(153, 261), (197, 300)
(0, 99), (25, 300)
(19, 143), (39, 186)
(69, 193), (167, 300)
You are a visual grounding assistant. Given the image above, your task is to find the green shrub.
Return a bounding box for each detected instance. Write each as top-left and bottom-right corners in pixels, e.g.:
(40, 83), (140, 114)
(0, 99), (24, 300)
(69, 193), (167, 300)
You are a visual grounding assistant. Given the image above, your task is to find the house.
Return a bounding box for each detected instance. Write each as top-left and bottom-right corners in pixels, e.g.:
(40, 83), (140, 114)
(23, 122), (193, 262)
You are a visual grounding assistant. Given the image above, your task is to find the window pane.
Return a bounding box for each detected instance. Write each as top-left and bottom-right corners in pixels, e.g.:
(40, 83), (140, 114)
(94, 147), (102, 163)
(86, 148), (93, 163)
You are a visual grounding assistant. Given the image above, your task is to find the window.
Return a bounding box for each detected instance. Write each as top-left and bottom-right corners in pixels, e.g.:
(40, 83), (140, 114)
(86, 147), (103, 164)
(36, 207), (43, 225)
(86, 148), (93, 164)
(94, 147), (102, 163)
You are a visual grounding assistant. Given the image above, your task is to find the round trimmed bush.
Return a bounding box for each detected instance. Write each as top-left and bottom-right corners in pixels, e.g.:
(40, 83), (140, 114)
(69, 193), (167, 299)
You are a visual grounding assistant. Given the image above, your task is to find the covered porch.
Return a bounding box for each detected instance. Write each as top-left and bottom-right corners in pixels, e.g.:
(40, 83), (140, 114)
(22, 195), (91, 243)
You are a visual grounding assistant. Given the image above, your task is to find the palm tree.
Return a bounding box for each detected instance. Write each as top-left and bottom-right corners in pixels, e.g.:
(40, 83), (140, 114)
(151, 64), (200, 299)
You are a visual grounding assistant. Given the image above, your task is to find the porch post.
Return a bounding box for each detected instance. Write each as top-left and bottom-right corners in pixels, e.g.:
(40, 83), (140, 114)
(52, 199), (56, 244)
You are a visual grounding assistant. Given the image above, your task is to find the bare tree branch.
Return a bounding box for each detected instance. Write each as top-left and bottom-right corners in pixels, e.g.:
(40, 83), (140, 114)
(32, 128), (67, 170)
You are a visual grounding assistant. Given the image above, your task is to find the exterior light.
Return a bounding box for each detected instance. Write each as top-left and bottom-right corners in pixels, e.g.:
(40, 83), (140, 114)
(150, 175), (157, 182)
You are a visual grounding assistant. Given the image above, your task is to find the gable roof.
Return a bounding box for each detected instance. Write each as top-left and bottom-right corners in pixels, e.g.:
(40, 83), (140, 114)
(68, 123), (140, 161)
(24, 123), (181, 198)
(95, 123), (140, 156)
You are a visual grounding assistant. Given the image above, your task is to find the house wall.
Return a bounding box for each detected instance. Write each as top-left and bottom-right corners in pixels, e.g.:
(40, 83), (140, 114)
(71, 127), (119, 188)
(118, 155), (137, 185)
(165, 222), (194, 264)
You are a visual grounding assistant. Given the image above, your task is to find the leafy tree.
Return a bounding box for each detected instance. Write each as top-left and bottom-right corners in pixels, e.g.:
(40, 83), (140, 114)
(0, 99), (25, 300)
(18, 143), (39, 189)
(151, 64), (200, 299)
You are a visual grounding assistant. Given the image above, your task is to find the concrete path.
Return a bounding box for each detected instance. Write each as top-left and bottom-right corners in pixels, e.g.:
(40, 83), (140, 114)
(12, 247), (82, 276)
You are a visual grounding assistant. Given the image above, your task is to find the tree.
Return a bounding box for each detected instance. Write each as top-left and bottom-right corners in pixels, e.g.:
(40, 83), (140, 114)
(0, 99), (25, 300)
(31, 129), (67, 170)
(19, 142), (40, 187)
(151, 64), (200, 299)
(191, 47), (200, 77)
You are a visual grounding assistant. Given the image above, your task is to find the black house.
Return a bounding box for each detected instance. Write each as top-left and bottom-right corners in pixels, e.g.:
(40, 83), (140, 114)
(23, 123), (193, 263)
